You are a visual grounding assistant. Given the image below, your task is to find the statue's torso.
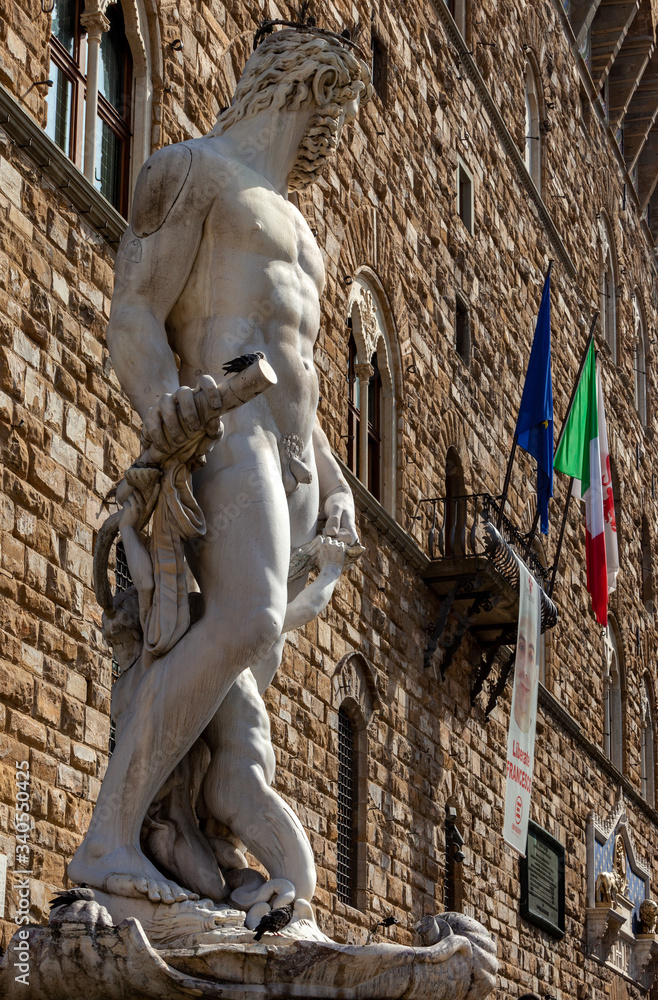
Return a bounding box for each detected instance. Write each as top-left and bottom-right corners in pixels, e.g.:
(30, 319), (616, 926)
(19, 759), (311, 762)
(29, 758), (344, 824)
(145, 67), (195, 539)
(168, 146), (324, 443)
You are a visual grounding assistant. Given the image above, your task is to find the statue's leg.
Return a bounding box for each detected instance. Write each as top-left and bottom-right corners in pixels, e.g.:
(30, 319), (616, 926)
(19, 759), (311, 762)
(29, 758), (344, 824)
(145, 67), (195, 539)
(140, 741), (229, 901)
(201, 657), (317, 903)
(197, 459), (320, 901)
(68, 432), (290, 903)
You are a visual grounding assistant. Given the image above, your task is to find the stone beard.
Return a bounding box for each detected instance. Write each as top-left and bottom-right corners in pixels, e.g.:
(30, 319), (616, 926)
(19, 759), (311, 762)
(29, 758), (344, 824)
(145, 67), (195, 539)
(289, 104), (346, 189)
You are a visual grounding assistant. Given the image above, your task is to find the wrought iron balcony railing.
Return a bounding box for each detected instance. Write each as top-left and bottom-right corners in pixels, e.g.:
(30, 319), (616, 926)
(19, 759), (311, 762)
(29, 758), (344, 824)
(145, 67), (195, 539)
(411, 492), (550, 590)
(410, 492), (559, 715)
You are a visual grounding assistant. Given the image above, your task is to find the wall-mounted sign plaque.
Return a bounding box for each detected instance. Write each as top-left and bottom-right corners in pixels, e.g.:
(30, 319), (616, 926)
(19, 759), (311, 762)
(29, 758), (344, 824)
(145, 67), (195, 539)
(520, 821), (565, 937)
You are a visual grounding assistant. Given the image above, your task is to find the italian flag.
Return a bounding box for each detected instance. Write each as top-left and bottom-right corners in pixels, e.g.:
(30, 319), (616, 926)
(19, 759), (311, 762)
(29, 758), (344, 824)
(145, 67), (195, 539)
(554, 342), (619, 625)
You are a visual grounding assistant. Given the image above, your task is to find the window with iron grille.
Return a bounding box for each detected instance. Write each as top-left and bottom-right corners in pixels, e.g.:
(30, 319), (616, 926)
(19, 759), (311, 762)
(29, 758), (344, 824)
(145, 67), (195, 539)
(337, 706), (358, 906)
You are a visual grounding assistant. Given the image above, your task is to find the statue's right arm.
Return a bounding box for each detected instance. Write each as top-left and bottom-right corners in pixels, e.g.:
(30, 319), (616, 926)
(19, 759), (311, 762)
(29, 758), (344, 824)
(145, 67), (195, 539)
(106, 144), (218, 448)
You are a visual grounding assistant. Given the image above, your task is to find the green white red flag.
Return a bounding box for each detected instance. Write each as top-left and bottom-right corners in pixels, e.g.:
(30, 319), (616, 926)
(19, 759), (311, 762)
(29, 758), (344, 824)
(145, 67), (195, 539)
(553, 343), (618, 625)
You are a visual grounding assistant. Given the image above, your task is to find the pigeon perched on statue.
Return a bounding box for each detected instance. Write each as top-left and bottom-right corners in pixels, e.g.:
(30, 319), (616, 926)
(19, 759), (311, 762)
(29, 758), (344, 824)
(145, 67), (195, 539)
(49, 887), (95, 911)
(253, 903), (294, 940)
(222, 352), (265, 375)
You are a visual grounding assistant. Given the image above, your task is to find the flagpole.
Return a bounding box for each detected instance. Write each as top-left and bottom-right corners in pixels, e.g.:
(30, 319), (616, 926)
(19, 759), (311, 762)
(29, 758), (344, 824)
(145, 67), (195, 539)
(548, 477), (573, 597)
(547, 312), (599, 598)
(498, 262), (553, 530)
(523, 311), (599, 556)
(497, 437), (517, 529)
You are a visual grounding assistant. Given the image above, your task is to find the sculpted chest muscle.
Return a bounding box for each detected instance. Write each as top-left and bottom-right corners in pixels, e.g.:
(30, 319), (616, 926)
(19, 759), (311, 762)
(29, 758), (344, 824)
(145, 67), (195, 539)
(171, 172), (324, 344)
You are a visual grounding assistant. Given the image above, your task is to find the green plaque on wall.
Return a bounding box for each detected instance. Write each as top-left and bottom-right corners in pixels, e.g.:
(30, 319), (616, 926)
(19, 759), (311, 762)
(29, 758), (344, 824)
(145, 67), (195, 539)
(520, 822), (565, 937)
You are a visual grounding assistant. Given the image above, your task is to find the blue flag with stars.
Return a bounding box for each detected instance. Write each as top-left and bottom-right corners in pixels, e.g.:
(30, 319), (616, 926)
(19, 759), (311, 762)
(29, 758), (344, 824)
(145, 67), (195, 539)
(515, 265), (554, 534)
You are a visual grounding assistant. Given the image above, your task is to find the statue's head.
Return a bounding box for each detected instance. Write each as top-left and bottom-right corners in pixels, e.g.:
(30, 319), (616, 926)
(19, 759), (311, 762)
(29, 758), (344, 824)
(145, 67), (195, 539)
(209, 29), (373, 189)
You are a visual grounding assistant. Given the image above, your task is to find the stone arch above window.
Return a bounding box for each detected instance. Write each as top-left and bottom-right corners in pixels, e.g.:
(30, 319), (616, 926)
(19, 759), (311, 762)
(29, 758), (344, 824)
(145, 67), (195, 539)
(332, 652), (383, 728)
(598, 213), (618, 362)
(603, 618), (625, 773)
(346, 273), (398, 517)
(633, 292), (648, 427)
(524, 57), (542, 192)
(433, 411), (474, 498)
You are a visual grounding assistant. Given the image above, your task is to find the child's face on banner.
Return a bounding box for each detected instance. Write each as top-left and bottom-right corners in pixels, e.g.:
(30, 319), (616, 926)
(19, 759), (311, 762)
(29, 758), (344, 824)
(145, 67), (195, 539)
(514, 620), (537, 734)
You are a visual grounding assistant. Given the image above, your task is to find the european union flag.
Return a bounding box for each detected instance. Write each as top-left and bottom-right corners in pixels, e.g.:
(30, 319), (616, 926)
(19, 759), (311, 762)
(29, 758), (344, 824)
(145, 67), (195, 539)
(515, 265), (554, 534)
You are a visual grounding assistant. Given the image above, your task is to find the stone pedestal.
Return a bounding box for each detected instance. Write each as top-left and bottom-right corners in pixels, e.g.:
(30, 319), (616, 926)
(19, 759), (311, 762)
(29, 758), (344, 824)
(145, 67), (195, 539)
(0, 908), (498, 1000)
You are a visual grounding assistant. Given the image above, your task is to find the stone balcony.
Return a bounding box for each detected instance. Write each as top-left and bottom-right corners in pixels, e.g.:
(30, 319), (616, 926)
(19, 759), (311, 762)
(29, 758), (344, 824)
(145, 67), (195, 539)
(412, 493), (558, 714)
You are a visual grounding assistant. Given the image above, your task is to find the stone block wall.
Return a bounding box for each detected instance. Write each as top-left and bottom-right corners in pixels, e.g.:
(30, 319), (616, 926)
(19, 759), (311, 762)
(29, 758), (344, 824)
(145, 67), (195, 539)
(0, 0), (658, 998)
(0, 131), (135, 934)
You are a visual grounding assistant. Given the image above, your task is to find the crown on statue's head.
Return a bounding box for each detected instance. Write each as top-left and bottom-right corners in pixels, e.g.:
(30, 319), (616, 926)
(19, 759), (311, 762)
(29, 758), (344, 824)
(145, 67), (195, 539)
(253, 2), (369, 64)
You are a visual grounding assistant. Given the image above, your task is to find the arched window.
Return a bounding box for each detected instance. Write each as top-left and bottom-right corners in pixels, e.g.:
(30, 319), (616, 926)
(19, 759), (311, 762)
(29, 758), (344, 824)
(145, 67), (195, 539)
(337, 705), (358, 907)
(633, 294), (648, 426)
(346, 274), (398, 516)
(603, 622), (624, 772)
(641, 678), (655, 807)
(599, 215), (617, 361)
(45, 0), (154, 216)
(370, 31), (388, 103)
(332, 653), (381, 914)
(524, 60), (542, 191)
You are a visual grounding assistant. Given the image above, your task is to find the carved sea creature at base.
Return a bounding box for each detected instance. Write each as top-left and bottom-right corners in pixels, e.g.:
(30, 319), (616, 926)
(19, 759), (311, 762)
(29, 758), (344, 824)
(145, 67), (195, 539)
(0, 902), (498, 1000)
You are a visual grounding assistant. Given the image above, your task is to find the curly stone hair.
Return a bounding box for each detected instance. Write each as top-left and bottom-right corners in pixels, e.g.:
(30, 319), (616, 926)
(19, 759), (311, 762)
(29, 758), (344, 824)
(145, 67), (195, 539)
(208, 28), (373, 138)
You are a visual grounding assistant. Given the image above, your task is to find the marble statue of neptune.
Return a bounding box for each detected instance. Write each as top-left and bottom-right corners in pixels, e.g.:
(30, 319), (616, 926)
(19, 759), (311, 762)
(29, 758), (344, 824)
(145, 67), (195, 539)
(69, 28), (373, 919)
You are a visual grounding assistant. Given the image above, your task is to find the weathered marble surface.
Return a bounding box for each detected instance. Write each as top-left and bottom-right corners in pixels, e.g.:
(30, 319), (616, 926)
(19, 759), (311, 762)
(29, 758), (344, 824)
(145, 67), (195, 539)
(0, 910), (498, 1000)
(69, 24), (372, 925)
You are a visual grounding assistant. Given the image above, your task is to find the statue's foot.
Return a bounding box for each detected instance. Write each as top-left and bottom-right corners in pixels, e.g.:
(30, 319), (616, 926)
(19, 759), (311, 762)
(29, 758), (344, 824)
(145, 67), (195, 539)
(68, 842), (199, 904)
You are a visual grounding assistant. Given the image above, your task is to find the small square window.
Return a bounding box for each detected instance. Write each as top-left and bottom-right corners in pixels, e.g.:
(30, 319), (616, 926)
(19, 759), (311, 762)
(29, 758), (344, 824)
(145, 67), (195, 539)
(457, 160), (473, 233)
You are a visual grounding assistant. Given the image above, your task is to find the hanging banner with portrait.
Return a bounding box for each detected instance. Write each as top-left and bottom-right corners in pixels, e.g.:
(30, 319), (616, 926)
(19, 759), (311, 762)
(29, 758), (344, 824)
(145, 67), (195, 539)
(503, 561), (541, 856)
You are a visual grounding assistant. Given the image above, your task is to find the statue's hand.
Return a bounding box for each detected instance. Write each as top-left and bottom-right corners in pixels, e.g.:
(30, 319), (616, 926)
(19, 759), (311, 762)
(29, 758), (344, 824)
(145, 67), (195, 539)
(118, 492), (142, 530)
(322, 487), (359, 546)
(313, 535), (347, 572)
(141, 376), (223, 457)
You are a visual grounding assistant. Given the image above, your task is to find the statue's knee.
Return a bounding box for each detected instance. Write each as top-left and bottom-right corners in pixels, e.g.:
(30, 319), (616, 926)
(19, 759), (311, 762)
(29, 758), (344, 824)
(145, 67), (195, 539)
(205, 606), (282, 662)
(235, 608), (283, 660)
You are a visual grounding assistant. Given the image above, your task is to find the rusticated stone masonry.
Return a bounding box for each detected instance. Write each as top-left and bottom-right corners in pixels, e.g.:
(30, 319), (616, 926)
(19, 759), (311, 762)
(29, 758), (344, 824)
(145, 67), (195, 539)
(0, 0), (658, 998)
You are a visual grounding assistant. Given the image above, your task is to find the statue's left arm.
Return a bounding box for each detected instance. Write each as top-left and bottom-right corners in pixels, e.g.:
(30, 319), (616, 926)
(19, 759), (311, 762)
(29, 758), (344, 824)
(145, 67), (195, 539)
(313, 420), (359, 545)
(283, 536), (346, 632)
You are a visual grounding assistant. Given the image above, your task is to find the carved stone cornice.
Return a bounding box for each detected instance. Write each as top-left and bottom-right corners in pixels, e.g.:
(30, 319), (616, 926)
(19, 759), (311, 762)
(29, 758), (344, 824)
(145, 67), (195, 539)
(549, 0), (657, 258)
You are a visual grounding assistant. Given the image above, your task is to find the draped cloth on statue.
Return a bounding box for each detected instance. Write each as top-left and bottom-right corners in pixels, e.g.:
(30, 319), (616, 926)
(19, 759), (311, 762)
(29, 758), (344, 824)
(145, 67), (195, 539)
(143, 443), (207, 657)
